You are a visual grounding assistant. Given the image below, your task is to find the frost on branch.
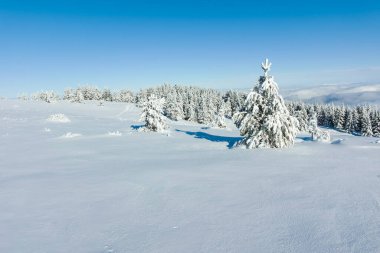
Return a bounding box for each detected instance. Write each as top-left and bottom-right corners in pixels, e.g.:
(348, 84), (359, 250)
(140, 94), (168, 132)
(234, 59), (298, 149)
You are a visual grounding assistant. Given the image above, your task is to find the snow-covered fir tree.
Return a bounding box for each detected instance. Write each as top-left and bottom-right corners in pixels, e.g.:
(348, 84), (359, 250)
(308, 112), (330, 142)
(115, 89), (134, 103)
(164, 91), (183, 121)
(196, 93), (214, 124)
(343, 109), (355, 133)
(183, 92), (197, 121)
(234, 59), (298, 149)
(360, 106), (373, 136)
(333, 105), (345, 130)
(212, 102), (227, 128)
(140, 94), (168, 132)
(31, 91), (60, 103)
(371, 110), (380, 137)
(294, 104), (308, 132)
(102, 89), (113, 102)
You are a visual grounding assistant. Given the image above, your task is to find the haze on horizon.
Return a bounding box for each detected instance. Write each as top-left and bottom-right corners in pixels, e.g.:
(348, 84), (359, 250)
(0, 0), (380, 97)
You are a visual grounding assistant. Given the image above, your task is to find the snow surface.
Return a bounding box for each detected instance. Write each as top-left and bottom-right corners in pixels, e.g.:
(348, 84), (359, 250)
(46, 113), (71, 123)
(1, 100), (380, 253)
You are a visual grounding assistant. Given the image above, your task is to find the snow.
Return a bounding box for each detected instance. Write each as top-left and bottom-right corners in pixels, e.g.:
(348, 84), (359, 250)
(46, 113), (71, 123)
(61, 132), (82, 138)
(108, 131), (122, 136)
(331, 138), (345, 144)
(1, 100), (380, 253)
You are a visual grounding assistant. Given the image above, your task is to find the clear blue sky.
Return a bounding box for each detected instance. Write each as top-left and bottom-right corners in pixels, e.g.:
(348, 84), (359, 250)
(1, 0), (380, 96)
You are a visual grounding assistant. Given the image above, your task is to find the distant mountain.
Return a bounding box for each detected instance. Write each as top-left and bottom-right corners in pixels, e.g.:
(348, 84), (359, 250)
(282, 83), (380, 105)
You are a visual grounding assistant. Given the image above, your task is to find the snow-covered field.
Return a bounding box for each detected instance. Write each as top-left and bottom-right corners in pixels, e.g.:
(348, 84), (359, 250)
(1, 100), (380, 253)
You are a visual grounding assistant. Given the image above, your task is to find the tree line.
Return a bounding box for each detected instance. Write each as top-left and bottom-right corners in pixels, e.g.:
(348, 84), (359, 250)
(18, 84), (380, 137)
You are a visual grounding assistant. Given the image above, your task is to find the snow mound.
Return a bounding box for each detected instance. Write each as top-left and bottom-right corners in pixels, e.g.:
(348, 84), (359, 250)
(47, 114), (71, 123)
(44, 128), (51, 132)
(61, 132), (82, 138)
(331, 138), (345, 144)
(108, 131), (122, 136)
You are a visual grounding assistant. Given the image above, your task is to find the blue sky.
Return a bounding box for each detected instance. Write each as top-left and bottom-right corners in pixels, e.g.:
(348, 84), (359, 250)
(0, 0), (380, 96)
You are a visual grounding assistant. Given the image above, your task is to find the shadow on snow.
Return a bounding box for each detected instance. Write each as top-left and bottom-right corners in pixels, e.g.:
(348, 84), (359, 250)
(296, 136), (313, 142)
(130, 124), (144, 130)
(175, 129), (242, 149)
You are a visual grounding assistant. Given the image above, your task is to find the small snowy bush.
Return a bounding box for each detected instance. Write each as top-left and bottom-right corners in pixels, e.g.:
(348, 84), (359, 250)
(61, 132), (82, 138)
(47, 114), (71, 123)
(308, 113), (331, 142)
(108, 131), (122, 136)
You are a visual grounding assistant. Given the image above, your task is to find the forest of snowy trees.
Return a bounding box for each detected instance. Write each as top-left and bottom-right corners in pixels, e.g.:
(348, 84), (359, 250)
(18, 83), (380, 138)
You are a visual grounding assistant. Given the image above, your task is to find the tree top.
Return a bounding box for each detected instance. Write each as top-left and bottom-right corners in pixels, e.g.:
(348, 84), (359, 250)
(261, 58), (271, 77)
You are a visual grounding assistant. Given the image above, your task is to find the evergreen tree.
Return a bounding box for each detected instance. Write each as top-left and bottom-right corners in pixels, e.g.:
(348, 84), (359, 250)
(294, 104), (308, 132)
(308, 112), (330, 141)
(164, 91), (183, 121)
(372, 112), (380, 137)
(360, 106), (373, 136)
(213, 102), (227, 128)
(102, 89), (113, 102)
(140, 94), (168, 132)
(333, 105), (345, 130)
(343, 109), (355, 133)
(234, 59), (298, 149)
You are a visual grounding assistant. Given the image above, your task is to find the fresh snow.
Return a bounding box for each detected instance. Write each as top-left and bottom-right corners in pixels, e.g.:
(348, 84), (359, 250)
(61, 132), (82, 138)
(46, 113), (71, 123)
(108, 131), (122, 136)
(1, 100), (380, 253)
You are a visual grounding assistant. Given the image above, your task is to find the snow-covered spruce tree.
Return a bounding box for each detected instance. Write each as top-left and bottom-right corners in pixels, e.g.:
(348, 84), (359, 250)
(183, 91), (197, 121)
(371, 110), (380, 137)
(164, 91), (183, 121)
(196, 92), (214, 124)
(234, 59), (298, 149)
(294, 104), (308, 132)
(214, 108), (227, 128)
(333, 105), (345, 130)
(360, 106), (373, 136)
(102, 89), (113, 102)
(343, 109), (355, 133)
(32, 91), (60, 103)
(308, 112), (330, 142)
(116, 89), (134, 103)
(140, 94), (168, 132)
(73, 89), (85, 103)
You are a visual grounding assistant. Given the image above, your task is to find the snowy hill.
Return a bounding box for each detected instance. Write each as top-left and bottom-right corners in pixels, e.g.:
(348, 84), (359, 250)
(1, 100), (380, 253)
(282, 83), (380, 105)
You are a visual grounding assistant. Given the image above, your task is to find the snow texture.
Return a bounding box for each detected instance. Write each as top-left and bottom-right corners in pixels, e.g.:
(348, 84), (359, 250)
(1, 99), (380, 253)
(46, 113), (71, 123)
(61, 132), (82, 138)
(108, 131), (122, 136)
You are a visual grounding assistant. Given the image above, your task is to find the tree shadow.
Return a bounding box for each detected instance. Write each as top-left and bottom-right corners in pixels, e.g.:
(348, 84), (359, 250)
(296, 136), (312, 141)
(176, 129), (242, 149)
(130, 124), (144, 130)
